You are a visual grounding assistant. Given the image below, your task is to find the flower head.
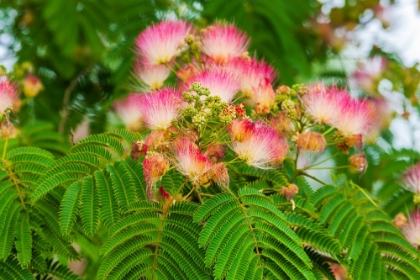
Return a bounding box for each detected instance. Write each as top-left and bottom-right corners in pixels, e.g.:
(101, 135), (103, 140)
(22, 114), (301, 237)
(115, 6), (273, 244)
(227, 119), (255, 142)
(200, 23), (249, 64)
(352, 56), (387, 94)
(135, 20), (192, 65)
(301, 83), (348, 125)
(349, 153), (368, 173)
(114, 93), (143, 131)
(229, 121), (288, 169)
(143, 154), (170, 200)
(402, 163), (420, 194)
(23, 74), (43, 97)
(209, 162), (229, 189)
(0, 78), (18, 115)
(133, 58), (170, 90)
(184, 69), (240, 102)
(402, 210), (420, 247)
(137, 88), (182, 130)
(172, 138), (213, 186)
(204, 143), (227, 162)
(226, 57), (276, 97)
(269, 112), (292, 135)
(331, 96), (374, 136)
(252, 83), (276, 114)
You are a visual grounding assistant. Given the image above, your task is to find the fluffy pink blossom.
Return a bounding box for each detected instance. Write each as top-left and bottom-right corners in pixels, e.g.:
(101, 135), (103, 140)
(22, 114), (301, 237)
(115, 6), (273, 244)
(137, 88), (182, 130)
(225, 57), (276, 97)
(135, 20), (191, 65)
(200, 23), (249, 63)
(229, 121), (288, 169)
(133, 58), (170, 90)
(114, 93), (143, 131)
(252, 83), (276, 114)
(172, 138), (213, 186)
(403, 210), (420, 247)
(0, 78), (18, 115)
(331, 96), (374, 136)
(402, 163), (420, 194)
(184, 69), (240, 102)
(352, 56), (387, 94)
(301, 83), (348, 125)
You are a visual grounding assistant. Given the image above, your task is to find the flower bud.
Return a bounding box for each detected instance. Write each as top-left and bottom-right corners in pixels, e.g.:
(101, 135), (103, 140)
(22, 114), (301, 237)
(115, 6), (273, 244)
(23, 74), (43, 98)
(280, 184), (299, 200)
(1, 122), (16, 139)
(204, 143), (227, 162)
(393, 213), (407, 229)
(349, 153), (368, 173)
(296, 132), (326, 153)
(227, 119), (255, 142)
(209, 162), (229, 189)
(144, 130), (171, 151)
(269, 112), (291, 135)
(143, 154), (170, 200)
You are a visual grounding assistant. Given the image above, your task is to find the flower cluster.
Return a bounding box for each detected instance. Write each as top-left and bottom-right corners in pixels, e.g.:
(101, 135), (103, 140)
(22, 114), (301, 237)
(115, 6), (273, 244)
(112, 20), (379, 201)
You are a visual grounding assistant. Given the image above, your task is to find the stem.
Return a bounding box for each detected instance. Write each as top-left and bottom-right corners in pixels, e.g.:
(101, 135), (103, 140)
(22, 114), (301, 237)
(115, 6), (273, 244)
(164, 63), (179, 77)
(2, 137), (8, 160)
(350, 182), (378, 207)
(182, 187), (195, 201)
(306, 165), (351, 170)
(303, 152), (339, 170)
(4, 164), (26, 209)
(323, 126), (335, 136)
(298, 170), (329, 186)
(194, 188), (203, 204)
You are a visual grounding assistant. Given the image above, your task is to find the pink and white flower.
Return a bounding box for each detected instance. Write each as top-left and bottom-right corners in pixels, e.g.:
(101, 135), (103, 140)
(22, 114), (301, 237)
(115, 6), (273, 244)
(172, 138), (213, 185)
(200, 23), (249, 64)
(114, 93), (143, 131)
(402, 163), (420, 194)
(352, 56), (387, 94)
(331, 96), (374, 136)
(252, 83), (276, 114)
(229, 121), (288, 169)
(137, 88), (182, 130)
(0, 78), (18, 115)
(135, 20), (192, 65)
(301, 83), (348, 125)
(225, 57), (276, 97)
(133, 58), (170, 90)
(403, 210), (420, 247)
(184, 69), (240, 102)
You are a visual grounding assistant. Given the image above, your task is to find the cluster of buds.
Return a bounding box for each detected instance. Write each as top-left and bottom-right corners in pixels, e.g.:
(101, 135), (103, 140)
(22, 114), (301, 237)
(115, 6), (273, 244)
(113, 20), (378, 203)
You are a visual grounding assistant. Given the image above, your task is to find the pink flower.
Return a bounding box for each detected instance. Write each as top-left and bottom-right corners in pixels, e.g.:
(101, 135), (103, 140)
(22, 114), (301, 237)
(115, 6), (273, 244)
(184, 69), (240, 102)
(402, 163), (420, 194)
(172, 138), (213, 186)
(228, 119), (255, 142)
(133, 58), (170, 90)
(225, 57), (276, 97)
(403, 210), (420, 247)
(352, 56), (387, 94)
(301, 83), (348, 125)
(137, 88), (182, 130)
(143, 154), (170, 200)
(229, 121), (288, 169)
(114, 93), (143, 131)
(331, 96), (374, 136)
(0, 78), (18, 115)
(200, 23), (249, 63)
(135, 20), (192, 65)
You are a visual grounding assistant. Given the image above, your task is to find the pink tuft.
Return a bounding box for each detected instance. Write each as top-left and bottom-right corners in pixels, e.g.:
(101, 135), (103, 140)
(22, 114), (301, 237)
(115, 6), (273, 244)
(352, 56), (387, 93)
(114, 93), (143, 131)
(402, 163), (420, 194)
(137, 88), (182, 130)
(200, 23), (249, 63)
(331, 94), (374, 136)
(133, 58), (170, 90)
(252, 83), (276, 114)
(172, 138), (213, 185)
(301, 83), (349, 125)
(0, 77), (18, 114)
(403, 209), (420, 247)
(135, 20), (191, 65)
(229, 121), (288, 169)
(184, 69), (240, 102)
(143, 154), (170, 200)
(225, 57), (276, 97)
